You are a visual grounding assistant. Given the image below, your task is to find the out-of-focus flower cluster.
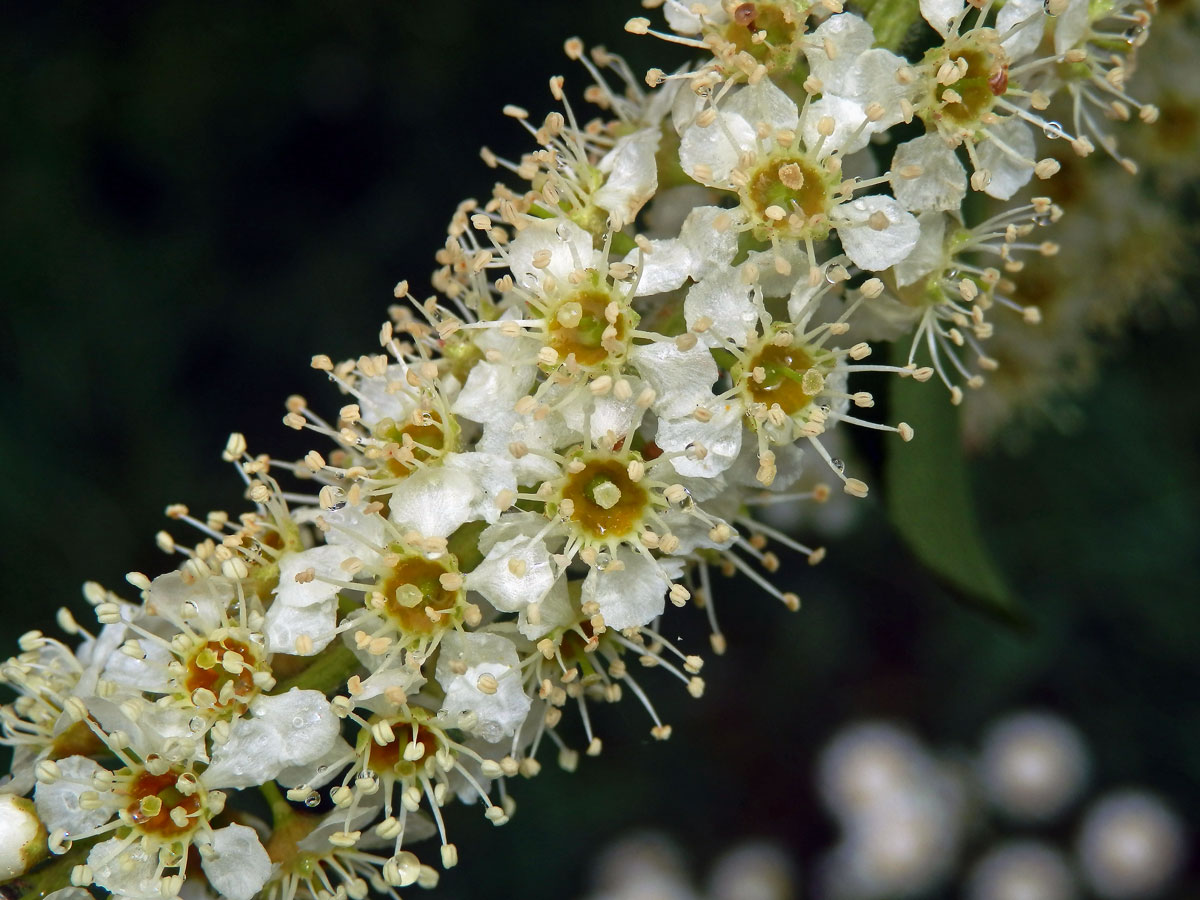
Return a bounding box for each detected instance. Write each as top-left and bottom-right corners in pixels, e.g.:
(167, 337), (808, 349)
(571, 712), (1189, 900)
(0, 0), (1175, 897)
(815, 712), (1188, 899)
(576, 831), (796, 900)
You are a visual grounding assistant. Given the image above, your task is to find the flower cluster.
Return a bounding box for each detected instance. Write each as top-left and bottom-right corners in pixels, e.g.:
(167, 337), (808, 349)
(0, 1), (1165, 898)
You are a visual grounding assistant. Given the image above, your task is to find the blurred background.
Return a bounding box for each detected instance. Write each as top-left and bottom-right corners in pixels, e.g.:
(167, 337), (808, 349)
(1, 1), (1196, 897)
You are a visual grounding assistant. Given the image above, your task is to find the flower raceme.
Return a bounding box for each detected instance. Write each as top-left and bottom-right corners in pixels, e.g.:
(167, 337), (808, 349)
(0, 1), (1162, 898)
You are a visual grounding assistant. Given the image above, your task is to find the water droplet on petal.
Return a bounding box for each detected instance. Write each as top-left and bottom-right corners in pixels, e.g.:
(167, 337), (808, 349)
(305, 794), (321, 808)
(292, 716), (306, 728)
(189, 717), (205, 733)
(831, 458), (846, 473)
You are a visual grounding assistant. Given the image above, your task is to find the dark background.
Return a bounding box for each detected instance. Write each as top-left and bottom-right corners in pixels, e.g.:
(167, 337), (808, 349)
(1, 2), (1197, 897)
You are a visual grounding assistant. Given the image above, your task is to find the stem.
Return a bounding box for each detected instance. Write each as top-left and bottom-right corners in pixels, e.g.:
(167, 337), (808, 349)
(272, 643), (362, 696)
(260, 780), (296, 828)
(857, 0), (924, 52)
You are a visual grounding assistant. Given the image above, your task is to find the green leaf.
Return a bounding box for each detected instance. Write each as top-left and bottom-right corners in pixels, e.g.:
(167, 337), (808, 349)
(884, 343), (1031, 631)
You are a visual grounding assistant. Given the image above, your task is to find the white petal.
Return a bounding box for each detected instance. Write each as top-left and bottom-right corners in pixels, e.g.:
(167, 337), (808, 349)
(891, 134), (967, 212)
(581, 550), (685, 630)
(556, 385), (641, 445)
(921, 0), (966, 36)
(679, 111), (756, 186)
(727, 439), (807, 492)
(835, 50), (916, 132)
(477, 512), (556, 556)
(448, 452), (518, 526)
(802, 96), (872, 157)
(518, 577), (574, 640)
(256, 688), (340, 765)
(630, 340), (718, 420)
(201, 824), (271, 900)
(35, 756), (112, 837)
(506, 218), (594, 287)
(264, 597), (336, 656)
(746, 246), (807, 299)
(641, 76), (683, 129)
(805, 14), (878, 86)
(655, 509), (737, 553)
(436, 632), (531, 742)
(275, 544), (354, 609)
(833, 195), (921, 270)
(595, 128), (661, 227)
(671, 77), (707, 134)
(311, 501), (389, 566)
(88, 838), (160, 900)
(655, 400), (744, 479)
(663, 0), (727, 33)
(627, 237), (694, 295)
(894, 212), (949, 287)
(1054, 0), (1090, 54)
(350, 666), (427, 709)
(353, 363), (417, 426)
(998, 0), (1047, 61)
(979, 119), (1037, 200)
(788, 278), (825, 331)
(628, 205), (741, 297)
(101, 637), (172, 694)
(204, 689), (339, 789)
(678, 205), (741, 279)
(477, 410), (575, 484)
(387, 463), (479, 539)
(724, 79), (799, 135)
(684, 268), (765, 347)
(466, 536), (557, 614)
(276, 737), (354, 789)
(453, 360), (538, 425)
(144, 572), (232, 632)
